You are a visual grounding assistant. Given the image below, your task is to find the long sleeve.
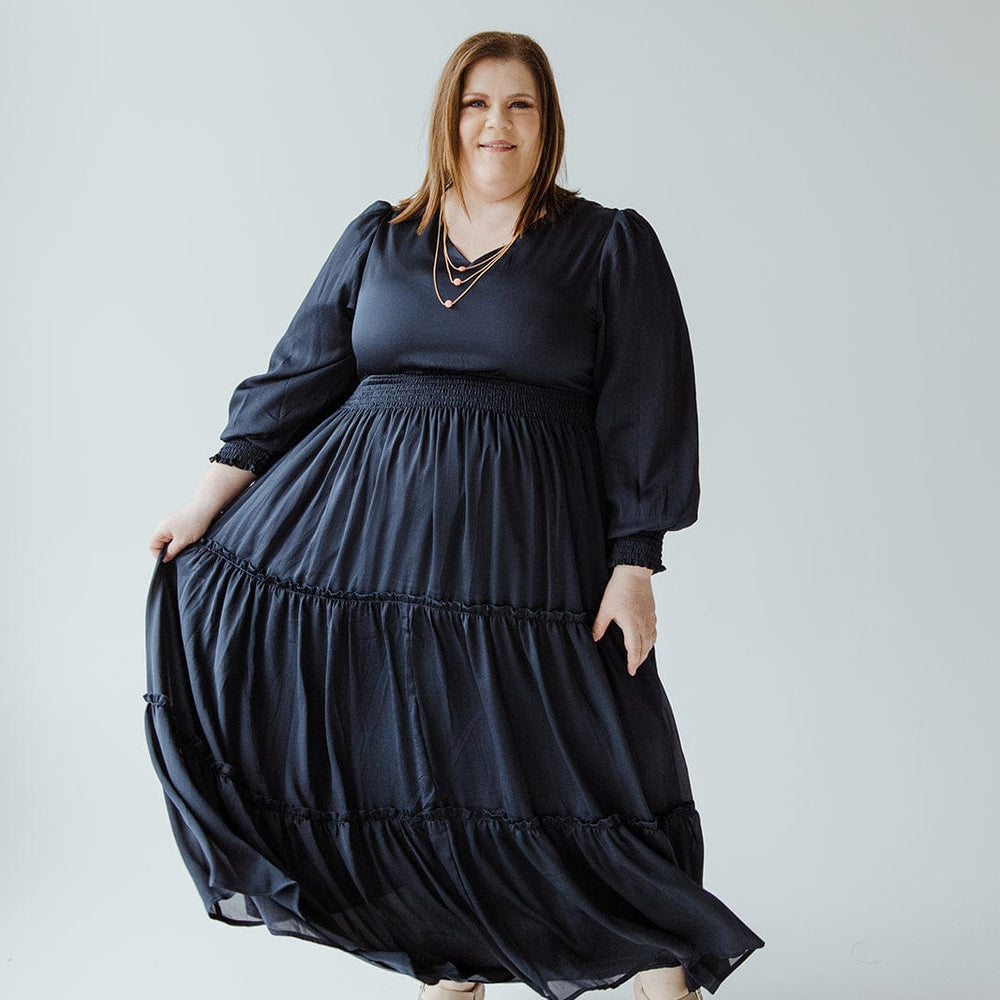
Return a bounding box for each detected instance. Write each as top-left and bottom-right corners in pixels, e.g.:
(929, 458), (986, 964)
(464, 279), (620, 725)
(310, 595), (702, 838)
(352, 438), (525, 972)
(208, 199), (392, 476)
(593, 207), (700, 574)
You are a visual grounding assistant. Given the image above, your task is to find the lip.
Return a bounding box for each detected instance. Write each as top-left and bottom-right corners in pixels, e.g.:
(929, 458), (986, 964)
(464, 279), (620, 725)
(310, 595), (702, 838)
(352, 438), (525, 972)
(479, 142), (516, 149)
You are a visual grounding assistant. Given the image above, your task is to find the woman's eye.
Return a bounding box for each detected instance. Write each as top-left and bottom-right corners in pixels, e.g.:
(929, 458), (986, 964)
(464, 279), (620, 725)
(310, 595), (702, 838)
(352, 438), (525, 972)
(462, 100), (533, 109)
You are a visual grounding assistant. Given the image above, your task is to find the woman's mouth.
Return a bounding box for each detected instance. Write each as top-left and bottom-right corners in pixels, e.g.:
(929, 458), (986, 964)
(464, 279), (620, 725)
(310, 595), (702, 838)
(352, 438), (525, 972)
(480, 142), (516, 151)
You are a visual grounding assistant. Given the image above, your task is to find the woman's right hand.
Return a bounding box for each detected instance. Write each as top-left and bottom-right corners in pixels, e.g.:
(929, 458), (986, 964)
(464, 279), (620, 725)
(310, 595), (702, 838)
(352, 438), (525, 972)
(149, 501), (218, 563)
(149, 461), (257, 562)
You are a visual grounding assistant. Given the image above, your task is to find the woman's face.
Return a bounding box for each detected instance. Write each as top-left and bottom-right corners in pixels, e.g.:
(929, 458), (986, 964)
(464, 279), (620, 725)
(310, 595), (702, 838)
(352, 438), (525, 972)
(456, 57), (542, 202)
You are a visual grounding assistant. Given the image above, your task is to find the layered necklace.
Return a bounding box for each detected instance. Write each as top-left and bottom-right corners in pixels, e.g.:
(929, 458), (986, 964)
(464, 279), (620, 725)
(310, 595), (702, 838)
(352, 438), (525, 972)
(432, 197), (519, 308)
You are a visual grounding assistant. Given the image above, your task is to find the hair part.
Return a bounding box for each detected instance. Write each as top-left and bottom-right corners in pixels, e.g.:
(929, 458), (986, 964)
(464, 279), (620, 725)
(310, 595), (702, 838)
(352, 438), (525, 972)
(389, 30), (580, 237)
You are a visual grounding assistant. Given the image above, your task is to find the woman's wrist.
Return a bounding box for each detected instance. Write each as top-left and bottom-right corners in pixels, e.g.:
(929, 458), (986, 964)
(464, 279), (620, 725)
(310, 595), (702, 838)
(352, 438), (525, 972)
(612, 564), (654, 578)
(608, 532), (666, 574)
(190, 462), (256, 519)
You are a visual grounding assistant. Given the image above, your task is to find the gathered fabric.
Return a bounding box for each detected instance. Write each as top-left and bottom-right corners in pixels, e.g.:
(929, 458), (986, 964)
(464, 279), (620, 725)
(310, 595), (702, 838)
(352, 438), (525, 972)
(144, 197), (764, 1000)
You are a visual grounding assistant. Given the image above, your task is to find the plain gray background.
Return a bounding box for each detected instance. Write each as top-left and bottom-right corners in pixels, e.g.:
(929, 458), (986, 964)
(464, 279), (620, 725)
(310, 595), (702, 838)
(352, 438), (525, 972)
(2, 1), (997, 998)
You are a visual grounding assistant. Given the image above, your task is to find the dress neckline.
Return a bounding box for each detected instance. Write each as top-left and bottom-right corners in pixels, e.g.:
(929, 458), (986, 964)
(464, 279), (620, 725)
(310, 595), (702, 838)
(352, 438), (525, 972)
(444, 232), (506, 265)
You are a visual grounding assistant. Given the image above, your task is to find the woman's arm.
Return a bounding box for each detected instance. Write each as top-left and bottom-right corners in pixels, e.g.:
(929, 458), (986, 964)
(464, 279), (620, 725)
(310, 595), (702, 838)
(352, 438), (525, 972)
(148, 462), (256, 562)
(208, 199), (393, 476)
(590, 206), (699, 672)
(190, 461), (257, 519)
(148, 199), (393, 562)
(592, 207), (700, 575)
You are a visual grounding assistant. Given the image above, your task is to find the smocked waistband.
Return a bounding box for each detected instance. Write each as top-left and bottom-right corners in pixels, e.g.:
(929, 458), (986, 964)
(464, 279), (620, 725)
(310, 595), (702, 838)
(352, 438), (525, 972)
(341, 371), (596, 425)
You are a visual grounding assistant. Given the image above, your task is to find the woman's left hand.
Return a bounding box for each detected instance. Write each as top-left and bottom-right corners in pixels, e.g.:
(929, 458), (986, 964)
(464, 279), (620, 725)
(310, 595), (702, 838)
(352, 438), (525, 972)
(591, 565), (658, 676)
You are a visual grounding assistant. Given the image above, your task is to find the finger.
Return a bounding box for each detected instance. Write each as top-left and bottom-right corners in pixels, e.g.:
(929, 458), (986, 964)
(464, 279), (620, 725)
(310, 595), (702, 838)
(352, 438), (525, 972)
(591, 609), (610, 642)
(149, 530), (171, 558)
(635, 642), (653, 673)
(623, 629), (645, 676)
(628, 633), (658, 676)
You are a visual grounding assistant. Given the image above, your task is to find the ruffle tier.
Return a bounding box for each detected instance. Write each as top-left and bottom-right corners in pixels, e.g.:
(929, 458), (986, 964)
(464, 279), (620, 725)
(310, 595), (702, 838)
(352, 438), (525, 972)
(144, 371), (764, 998)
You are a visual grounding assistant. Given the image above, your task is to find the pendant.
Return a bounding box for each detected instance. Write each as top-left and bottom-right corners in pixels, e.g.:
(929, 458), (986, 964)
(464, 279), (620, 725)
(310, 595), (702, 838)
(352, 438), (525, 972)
(452, 277), (462, 286)
(444, 300), (453, 308)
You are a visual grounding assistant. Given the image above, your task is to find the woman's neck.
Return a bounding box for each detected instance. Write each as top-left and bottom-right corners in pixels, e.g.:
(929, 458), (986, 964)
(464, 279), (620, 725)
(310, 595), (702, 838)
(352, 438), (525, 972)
(444, 185), (527, 235)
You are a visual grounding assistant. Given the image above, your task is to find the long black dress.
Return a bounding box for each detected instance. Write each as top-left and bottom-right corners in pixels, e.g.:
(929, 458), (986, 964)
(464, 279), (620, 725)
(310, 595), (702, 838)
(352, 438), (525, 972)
(143, 194), (765, 1000)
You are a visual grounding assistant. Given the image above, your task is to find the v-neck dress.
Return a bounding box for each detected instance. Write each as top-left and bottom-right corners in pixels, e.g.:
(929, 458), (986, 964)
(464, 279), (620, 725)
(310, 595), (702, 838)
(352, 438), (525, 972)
(143, 194), (765, 1000)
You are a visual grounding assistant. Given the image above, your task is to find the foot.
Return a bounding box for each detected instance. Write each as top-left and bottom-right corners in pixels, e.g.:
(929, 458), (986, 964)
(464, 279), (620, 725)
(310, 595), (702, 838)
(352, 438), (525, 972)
(418, 982), (483, 1000)
(635, 968), (699, 1000)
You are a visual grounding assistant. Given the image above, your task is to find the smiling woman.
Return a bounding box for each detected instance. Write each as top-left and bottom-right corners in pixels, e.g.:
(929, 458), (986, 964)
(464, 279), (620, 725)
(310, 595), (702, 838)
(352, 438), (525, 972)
(144, 28), (765, 1000)
(446, 59), (543, 261)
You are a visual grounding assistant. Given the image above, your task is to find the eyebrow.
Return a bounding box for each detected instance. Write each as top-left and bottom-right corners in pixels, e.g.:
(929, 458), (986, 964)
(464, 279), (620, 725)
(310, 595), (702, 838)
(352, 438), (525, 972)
(462, 91), (536, 100)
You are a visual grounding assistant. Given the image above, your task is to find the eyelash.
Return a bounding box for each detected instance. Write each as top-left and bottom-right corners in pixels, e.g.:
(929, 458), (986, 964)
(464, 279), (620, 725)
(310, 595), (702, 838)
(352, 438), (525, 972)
(462, 100), (533, 109)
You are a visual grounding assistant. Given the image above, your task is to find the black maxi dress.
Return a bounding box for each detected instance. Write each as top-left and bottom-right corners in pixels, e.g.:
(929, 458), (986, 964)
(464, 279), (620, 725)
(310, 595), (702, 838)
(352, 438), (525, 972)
(143, 195), (765, 1000)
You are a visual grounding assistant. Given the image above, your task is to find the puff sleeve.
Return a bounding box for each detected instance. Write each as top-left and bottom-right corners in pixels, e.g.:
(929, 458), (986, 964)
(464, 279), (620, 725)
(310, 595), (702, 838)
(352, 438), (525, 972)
(593, 208), (700, 574)
(208, 199), (392, 476)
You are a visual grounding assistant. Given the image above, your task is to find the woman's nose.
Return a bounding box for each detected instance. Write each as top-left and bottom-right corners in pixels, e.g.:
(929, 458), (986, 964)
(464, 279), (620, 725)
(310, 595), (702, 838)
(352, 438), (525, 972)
(486, 109), (512, 130)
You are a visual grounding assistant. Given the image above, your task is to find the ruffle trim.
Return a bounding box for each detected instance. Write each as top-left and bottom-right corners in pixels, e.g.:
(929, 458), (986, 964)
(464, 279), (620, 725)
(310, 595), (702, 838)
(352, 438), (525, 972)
(208, 438), (277, 476)
(193, 536), (593, 624)
(143, 695), (697, 834)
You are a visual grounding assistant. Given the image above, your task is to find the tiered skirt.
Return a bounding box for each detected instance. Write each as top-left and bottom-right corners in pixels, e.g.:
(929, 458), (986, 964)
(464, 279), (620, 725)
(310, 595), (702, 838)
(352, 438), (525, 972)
(143, 370), (764, 999)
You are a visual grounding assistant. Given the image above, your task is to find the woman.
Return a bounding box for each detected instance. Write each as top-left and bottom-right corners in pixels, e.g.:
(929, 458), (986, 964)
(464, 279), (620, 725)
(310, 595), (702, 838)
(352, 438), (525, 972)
(145, 30), (764, 1000)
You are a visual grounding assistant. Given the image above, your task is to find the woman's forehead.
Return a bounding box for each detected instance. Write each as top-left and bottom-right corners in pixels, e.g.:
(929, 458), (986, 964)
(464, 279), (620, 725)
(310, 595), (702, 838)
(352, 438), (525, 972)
(463, 57), (536, 93)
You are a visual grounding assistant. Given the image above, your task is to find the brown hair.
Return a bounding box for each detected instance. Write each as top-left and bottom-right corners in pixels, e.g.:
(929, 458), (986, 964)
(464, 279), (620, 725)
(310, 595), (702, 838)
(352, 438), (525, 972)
(389, 31), (580, 237)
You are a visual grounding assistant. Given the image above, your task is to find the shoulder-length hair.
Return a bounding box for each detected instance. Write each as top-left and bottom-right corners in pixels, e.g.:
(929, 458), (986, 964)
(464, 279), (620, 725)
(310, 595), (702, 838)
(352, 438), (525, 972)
(389, 31), (580, 238)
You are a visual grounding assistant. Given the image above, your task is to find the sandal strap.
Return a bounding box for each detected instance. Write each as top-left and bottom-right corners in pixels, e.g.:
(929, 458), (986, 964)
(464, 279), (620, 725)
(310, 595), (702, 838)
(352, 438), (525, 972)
(419, 984), (483, 1000)
(635, 975), (702, 1000)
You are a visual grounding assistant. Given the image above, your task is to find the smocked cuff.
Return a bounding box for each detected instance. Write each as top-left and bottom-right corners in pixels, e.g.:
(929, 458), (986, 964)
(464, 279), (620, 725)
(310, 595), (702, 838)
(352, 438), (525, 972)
(608, 532), (667, 574)
(208, 439), (276, 476)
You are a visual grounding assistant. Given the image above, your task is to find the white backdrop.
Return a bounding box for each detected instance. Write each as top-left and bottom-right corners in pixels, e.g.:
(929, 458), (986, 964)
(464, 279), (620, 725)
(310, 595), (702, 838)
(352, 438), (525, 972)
(1, 1), (997, 998)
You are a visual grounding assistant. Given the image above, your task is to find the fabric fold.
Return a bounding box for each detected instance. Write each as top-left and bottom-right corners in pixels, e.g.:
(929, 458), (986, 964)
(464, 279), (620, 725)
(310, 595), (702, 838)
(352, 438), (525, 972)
(144, 372), (763, 999)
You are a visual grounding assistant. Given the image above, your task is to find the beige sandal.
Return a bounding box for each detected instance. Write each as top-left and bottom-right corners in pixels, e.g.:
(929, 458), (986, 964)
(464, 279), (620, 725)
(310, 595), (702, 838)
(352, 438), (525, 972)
(418, 983), (485, 1000)
(633, 969), (702, 1000)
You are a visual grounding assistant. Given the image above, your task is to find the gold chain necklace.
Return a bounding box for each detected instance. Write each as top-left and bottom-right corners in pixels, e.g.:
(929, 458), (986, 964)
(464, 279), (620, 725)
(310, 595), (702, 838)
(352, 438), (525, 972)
(432, 200), (518, 308)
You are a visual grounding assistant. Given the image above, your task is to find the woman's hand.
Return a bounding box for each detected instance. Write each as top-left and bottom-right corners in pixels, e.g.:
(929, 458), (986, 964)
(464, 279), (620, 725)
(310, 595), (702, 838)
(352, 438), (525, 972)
(149, 461), (256, 562)
(148, 501), (219, 563)
(591, 565), (658, 676)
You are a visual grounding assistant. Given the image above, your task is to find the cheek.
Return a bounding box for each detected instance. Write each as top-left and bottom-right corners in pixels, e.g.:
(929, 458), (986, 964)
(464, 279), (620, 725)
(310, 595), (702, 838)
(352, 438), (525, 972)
(522, 117), (541, 142)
